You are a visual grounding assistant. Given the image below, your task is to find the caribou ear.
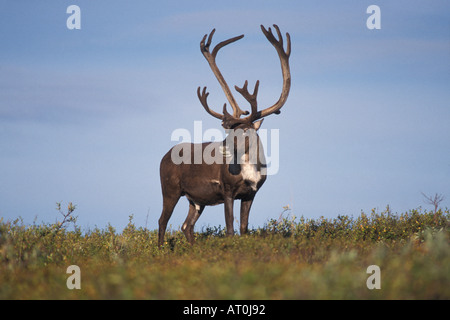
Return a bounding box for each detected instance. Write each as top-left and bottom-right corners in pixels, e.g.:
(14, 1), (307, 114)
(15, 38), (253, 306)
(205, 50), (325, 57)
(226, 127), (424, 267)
(253, 119), (264, 131)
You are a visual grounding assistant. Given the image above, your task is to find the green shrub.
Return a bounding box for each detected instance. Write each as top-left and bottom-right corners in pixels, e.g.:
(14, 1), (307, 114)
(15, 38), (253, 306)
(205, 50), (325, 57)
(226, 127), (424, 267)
(0, 206), (448, 299)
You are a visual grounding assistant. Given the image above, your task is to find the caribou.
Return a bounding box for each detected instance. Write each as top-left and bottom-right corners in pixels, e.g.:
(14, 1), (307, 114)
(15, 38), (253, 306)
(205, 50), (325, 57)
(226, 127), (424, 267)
(158, 25), (291, 246)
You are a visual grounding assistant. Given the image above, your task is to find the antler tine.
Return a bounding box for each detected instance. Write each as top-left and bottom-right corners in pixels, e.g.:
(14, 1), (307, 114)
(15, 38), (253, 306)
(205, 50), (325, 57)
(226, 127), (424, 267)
(197, 86), (224, 120)
(206, 29), (215, 48)
(273, 25), (284, 52)
(199, 29), (248, 119)
(200, 29), (216, 54)
(211, 34), (244, 58)
(285, 31), (291, 57)
(235, 80), (260, 120)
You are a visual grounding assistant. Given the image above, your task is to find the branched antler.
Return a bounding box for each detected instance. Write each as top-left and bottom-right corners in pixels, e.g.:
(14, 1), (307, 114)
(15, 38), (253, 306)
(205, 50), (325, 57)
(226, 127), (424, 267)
(197, 25), (291, 128)
(235, 80), (260, 120)
(199, 29), (249, 119)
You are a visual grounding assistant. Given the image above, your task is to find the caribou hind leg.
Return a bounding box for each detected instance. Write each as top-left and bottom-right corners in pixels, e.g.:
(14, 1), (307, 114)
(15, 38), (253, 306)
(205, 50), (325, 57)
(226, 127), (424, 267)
(158, 192), (181, 247)
(182, 201), (204, 244)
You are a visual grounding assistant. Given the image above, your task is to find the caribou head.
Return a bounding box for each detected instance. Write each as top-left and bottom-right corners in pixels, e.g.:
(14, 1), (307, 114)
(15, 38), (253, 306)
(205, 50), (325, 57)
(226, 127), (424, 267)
(158, 25), (291, 246)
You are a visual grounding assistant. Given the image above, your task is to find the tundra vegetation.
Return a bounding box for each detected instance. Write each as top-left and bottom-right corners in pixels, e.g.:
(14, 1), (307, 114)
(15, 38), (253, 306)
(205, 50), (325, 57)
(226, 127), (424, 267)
(0, 204), (448, 299)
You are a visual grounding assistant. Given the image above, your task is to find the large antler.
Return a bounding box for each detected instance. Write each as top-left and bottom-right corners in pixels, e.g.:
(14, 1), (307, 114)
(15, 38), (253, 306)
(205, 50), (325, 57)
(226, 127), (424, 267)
(240, 24), (291, 122)
(197, 25), (291, 128)
(259, 24), (291, 118)
(198, 29), (249, 120)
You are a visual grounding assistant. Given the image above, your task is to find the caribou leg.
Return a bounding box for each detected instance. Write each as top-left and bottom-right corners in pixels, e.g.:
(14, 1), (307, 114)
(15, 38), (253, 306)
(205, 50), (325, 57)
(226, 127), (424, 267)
(224, 196), (235, 236)
(240, 197), (254, 235)
(182, 201), (204, 244)
(158, 193), (181, 247)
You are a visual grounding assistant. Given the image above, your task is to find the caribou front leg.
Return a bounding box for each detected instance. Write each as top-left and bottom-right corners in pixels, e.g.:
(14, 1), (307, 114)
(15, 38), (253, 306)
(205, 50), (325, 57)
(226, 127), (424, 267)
(224, 196), (235, 237)
(240, 198), (254, 235)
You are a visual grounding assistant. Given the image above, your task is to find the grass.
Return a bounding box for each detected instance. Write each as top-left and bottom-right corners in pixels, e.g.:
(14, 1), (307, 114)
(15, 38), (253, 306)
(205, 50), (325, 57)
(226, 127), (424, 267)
(0, 206), (449, 299)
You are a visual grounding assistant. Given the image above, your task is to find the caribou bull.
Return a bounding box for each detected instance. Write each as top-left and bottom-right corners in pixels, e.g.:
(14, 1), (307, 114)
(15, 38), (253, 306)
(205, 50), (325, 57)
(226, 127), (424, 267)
(158, 25), (291, 246)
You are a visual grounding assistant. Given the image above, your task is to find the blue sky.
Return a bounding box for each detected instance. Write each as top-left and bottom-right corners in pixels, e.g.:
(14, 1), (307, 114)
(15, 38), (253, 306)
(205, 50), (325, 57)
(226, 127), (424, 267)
(1, 0), (449, 231)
